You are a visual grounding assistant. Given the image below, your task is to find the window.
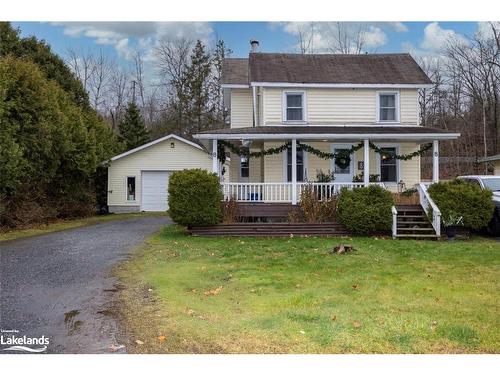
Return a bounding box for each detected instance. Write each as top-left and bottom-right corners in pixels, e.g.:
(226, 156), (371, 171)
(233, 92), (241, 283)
(380, 147), (397, 183)
(127, 177), (136, 201)
(284, 92), (305, 121)
(286, 147), (305, 182)
(464, 178), (481, 188)
(240, 156), (249, 178)
(378, 92), (398, 122)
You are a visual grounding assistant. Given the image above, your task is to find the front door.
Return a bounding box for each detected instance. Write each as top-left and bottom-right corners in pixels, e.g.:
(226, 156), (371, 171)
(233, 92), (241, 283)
(331, 144), (355, 183)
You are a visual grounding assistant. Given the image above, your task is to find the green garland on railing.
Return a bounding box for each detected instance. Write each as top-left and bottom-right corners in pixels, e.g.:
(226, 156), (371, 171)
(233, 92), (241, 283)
(218, 140), (432, 163)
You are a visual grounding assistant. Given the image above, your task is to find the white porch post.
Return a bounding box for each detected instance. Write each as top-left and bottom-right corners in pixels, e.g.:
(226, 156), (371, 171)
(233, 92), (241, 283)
(432, 140), (439, 183)
(291, 139), (297, 204)
(212, 139), (218, 175)
(363, 139), (370, 187)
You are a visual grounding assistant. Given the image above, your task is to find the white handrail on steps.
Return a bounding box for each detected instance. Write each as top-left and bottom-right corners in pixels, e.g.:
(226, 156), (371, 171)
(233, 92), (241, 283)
(416, 183), (441, 237)
(391, 205), (398, 239)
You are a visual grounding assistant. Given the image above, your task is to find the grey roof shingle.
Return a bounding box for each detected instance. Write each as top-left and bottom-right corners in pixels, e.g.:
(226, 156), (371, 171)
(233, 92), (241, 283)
(221, 58), (249, 85)
(222, 53), (432, 85)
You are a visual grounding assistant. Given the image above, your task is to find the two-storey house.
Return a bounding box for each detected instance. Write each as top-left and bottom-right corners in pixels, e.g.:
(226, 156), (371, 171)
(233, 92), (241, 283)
(194, 41), (460, 206)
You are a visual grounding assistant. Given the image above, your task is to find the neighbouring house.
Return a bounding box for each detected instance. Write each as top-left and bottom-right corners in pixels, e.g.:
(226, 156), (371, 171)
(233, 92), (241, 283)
(105, 134), (213, 212)
(478, 155), (500, 175)
(191, 40), (461, 238)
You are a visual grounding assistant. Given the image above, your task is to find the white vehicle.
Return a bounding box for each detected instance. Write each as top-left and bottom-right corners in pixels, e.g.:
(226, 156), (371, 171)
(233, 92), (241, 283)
(457, 175), (500, 235)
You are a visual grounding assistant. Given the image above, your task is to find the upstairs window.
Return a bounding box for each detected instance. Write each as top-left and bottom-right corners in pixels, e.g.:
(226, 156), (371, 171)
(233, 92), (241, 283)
(378, 92), (399, 122)
(126, 176), (136, 201)
(284, 92), (305, 122)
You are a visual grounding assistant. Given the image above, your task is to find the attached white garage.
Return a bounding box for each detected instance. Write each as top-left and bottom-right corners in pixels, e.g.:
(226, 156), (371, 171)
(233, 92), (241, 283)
(106, 134), (213, 213)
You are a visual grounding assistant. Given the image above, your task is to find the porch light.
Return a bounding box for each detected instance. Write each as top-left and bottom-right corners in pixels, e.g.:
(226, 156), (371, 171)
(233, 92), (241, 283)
(397, 180), (406, 193)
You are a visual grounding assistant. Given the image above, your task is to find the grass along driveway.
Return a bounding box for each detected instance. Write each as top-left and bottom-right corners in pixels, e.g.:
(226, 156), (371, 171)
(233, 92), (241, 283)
(0, 212), (168, 242)
(117, 226), (500, 353)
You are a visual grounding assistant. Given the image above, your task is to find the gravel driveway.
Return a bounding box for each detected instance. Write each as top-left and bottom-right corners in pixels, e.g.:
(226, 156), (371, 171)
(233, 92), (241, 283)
(0, 215), (171, 353)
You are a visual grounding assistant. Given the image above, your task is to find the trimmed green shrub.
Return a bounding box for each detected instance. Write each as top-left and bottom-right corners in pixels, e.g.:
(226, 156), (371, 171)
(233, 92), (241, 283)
(428, 179), (494, 230)
(337, 185), (393, 235)
(168, 169), (222, 227)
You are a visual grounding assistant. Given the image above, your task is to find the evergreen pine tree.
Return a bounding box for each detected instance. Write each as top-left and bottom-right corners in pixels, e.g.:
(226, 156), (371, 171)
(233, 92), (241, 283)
(118, 102), (150, 150)
(185, 40), (212, 133)
(211, 39), (232, 127)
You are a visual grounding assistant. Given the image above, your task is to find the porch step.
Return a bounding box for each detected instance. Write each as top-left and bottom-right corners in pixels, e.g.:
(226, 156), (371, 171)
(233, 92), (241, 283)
(190, 222), (354, 237)
(396, 220), (429, 225)
(395, 234), (439, 239)
(394, 204), (438, 239)
(397, 214), (427, 219)
(397, 227), (436, 232)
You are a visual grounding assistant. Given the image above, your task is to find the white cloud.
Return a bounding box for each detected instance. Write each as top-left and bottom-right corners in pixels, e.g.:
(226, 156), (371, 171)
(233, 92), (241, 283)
(390, 22), (408, 33)
(420, 22), (468, 51)
(279, 22), (388, 53)
(362, 26), (387, 48)
(53, 22), (213, 60)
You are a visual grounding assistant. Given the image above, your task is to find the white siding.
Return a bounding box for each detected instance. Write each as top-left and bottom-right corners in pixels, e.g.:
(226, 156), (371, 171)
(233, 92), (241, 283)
(230, 89), (253, 128)
(261, 87), (419, 125)
(107, 139), (212, 209)
(400, 89), (418, 124)
(228, 149), (263, 182)
(307, 89), (376, 123)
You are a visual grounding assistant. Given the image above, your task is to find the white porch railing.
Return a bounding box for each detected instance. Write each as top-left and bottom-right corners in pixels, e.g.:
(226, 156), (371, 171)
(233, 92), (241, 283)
(222, 182), (377, 203)
(416, 182), (441, 237)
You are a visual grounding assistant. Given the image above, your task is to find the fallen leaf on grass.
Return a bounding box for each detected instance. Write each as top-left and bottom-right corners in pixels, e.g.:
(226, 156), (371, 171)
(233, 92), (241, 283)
(108, 344), (125, 352)
(158, 335), (166, 342)
(186, 309), (195, 316)
(352, 284), (359, 290)
(299, 330), (305, 335)
(135, 340), (144, 345)
(430, 321), (438, 331)
(352, 320), (362, 329)
(331, 315), (337, 321)
(204, 286), (223, 296)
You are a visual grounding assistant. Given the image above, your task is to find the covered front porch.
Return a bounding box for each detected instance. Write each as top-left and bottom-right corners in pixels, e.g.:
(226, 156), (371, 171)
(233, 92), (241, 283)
(194, 126), (460, 205)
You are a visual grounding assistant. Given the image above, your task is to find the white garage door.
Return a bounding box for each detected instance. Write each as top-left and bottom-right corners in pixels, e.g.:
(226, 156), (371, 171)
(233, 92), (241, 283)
(141, 171), (170, 211)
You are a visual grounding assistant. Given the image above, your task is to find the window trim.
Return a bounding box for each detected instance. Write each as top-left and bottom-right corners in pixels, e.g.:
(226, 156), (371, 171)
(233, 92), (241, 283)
(283, 146), (308, 182)
(126, 176), (136, 202)
(376, 91), (400, 123)
(375, 143), (401, 185)
(282, 90), (307, 123)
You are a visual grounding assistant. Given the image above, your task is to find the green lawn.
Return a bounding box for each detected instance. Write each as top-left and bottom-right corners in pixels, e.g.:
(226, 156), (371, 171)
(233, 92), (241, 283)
(0, 212), (168, 242)
(117, 226), (500, 353)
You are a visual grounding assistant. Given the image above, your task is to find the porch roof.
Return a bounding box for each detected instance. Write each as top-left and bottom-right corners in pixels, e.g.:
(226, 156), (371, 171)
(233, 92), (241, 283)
(194, 126), (460, 142)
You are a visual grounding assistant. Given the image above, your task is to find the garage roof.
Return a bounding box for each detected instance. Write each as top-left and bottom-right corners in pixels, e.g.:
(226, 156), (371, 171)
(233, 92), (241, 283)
(105, 134), (206, 163)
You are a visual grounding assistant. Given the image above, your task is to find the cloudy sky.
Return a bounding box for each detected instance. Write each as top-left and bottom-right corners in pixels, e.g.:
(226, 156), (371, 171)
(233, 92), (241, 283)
(12, 21), (490, 81)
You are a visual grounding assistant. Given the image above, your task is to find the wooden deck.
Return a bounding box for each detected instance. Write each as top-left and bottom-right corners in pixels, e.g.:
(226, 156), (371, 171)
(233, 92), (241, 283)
(190, 222), (351, 237)
(236, 202), (300, 220)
